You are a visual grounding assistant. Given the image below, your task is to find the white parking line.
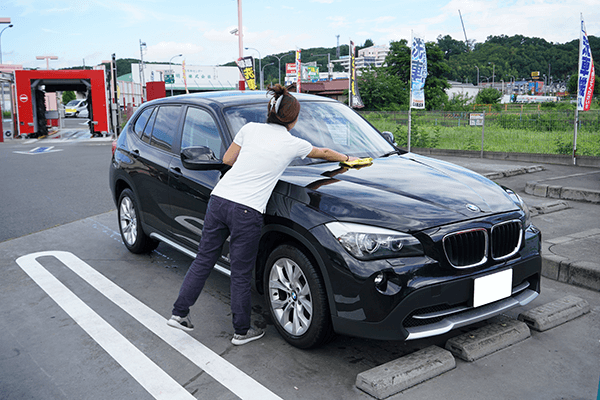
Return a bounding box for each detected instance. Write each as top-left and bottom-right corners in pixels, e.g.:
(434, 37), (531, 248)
(16, 251), (281, 400)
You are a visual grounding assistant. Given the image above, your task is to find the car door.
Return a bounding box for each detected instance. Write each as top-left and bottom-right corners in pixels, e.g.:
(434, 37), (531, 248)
(168, 105), (228, 254)
(129, 104), (183, 236)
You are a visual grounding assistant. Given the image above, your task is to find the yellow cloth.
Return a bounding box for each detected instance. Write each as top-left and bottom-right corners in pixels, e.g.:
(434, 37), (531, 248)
(339, 157), (373, 168)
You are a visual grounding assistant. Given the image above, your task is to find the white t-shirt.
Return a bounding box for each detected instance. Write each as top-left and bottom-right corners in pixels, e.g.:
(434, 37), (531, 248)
(211, 122), (313, 213)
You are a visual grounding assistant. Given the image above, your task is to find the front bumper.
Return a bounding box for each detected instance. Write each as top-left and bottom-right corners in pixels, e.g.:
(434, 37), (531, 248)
(330, 254), (541, 341)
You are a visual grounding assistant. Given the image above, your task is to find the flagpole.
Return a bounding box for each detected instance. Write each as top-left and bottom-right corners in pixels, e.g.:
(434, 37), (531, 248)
(408, 30), (413, 153)
(349, 39), (352, 108)
(574, 13), (583, 166)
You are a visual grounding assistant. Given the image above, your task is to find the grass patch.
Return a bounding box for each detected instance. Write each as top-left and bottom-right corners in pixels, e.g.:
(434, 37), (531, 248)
(363, 111), (600, 157)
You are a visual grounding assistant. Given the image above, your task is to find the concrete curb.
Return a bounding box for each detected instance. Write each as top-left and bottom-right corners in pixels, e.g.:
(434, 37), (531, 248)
(525, 181), (600, 204)
(483, 165), (545, 180)
(541, 229), (600, 292)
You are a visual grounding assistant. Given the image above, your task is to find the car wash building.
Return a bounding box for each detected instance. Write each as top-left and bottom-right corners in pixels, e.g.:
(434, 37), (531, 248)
(14, 69), (109, 138)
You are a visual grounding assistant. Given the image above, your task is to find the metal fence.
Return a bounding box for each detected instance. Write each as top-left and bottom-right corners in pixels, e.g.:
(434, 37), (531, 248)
(359, 109), (600, 157)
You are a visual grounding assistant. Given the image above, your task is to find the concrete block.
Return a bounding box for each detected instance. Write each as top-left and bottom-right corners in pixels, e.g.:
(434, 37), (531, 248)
(561, 187), (585, 201)
(533, 184), (549, 197)
(547, 185), (563, 199)
(355, 346), (455, 399)
(518, 295), (590, 332)
(583, 189), (600, 204)
(524, 181), (537, 195)
(445, 316), (530, 362)
(504, 168), (526, 177)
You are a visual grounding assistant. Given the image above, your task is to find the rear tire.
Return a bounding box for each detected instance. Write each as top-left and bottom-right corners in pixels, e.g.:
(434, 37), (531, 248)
(264, 244), (334, 349)
(117, 188), (159, 254)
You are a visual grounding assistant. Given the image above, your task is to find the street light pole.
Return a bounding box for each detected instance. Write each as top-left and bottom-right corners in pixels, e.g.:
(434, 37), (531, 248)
(475, 65), (479, 86)
(245, 47), (262, 89)
(169, 54), (182, 96)
(261, 62), (274, 88)
(270, 52), (293, 85)
(0, 24), (13, 64)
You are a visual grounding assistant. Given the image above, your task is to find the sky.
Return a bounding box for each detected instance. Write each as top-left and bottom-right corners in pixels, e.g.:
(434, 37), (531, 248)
(1, 0), (599, 70)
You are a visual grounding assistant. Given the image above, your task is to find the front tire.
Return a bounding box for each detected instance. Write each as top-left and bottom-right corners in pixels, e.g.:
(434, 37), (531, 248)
(264, 244), (334, 349)
(117, 188), (159, 253)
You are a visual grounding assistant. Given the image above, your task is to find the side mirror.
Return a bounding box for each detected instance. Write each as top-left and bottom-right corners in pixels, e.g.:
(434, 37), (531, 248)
(181, 146), (227, 171)
(382, 131), (396, 145)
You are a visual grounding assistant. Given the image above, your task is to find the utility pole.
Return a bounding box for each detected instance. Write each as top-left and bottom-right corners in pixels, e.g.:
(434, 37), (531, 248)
(139, 40), (146, 102)
(336, 35), (340, 58)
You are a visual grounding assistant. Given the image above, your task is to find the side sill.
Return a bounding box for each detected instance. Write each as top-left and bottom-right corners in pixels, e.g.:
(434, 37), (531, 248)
(149, 232), (231, 277)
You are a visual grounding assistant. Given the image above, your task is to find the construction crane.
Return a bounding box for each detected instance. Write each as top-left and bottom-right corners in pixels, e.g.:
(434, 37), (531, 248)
(458, 10), (470, 51)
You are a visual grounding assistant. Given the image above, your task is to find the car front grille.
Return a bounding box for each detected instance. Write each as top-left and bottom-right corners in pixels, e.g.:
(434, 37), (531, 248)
(491, 220), (523, 260)
(443, 228), (488, 268)
(443, 221), (523, 268)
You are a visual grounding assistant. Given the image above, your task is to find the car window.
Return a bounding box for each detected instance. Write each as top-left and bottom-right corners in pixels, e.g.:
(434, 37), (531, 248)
(133, 107), (155, 138)
(181, 107), (223, 158)
(149, 106), (181, 152)
(224, 101), (394, 165)
(141, 107), (157, 143)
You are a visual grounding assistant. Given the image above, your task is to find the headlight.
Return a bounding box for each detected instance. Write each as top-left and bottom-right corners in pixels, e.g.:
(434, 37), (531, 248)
(325, 222), (423, 260)
(505, 188), (532, 228)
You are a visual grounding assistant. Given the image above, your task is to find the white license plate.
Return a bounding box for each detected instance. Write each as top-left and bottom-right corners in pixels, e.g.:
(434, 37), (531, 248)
(473, 269), (513, 308)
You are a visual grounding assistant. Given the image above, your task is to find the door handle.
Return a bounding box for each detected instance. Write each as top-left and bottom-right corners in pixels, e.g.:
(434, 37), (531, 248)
(170, 166), (183, 177)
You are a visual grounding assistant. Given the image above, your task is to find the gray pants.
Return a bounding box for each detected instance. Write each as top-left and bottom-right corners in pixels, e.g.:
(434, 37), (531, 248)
(172, 195), (263, 334)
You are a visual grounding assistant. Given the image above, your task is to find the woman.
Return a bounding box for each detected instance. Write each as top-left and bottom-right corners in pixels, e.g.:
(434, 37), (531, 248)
(168, 84), (357, 345)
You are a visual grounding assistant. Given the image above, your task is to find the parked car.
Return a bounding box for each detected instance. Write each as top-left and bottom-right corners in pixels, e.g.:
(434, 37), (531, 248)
(64, 99), (88, 118)
(109, 91), (542, 349)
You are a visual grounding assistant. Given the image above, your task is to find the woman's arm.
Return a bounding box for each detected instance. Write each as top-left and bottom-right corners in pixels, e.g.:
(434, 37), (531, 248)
(307, 147), (358, 162)
(222, 142), (241, 166)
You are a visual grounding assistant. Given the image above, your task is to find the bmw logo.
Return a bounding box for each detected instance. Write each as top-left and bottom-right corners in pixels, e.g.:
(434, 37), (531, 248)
(466, 203), (481, 212)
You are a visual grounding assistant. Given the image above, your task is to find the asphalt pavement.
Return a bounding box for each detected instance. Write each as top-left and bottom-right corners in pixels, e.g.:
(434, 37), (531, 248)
(1, 130), (599, 399)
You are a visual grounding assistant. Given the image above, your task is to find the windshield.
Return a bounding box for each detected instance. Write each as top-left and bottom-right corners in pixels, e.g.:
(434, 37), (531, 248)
(66, 100), (81, 106)
(224, 101), (394, 165)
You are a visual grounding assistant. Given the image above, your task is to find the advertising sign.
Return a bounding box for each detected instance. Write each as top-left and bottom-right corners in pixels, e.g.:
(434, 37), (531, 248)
(577, 16), (595, 111)
(236, 56), (257, 90)
(410, 36), (427, 109)
(296, 50), (302, 93)
(349, 40), (364, 108)
(286, 63), (296, 76)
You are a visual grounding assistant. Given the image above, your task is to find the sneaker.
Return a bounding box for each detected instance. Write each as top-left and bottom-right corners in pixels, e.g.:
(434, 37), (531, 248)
(231, 327), (265, 345)
(167, 315), (194, 331)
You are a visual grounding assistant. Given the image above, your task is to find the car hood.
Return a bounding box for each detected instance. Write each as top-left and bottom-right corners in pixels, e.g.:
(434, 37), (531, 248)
(275, 153), (520, 232)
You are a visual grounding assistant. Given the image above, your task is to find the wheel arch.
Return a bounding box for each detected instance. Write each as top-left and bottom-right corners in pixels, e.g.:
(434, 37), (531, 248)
(256, 223), (338, 317)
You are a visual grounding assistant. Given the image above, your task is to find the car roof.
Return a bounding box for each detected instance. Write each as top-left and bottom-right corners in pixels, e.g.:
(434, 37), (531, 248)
(147, 90), (338, 108)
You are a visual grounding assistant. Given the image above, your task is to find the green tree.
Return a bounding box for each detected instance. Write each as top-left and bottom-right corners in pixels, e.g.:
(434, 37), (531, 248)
(62, 90), (76, 104)
(358, 68), (408, 110)
(383, 40), (450, 110)
(475, 87), (502, 104)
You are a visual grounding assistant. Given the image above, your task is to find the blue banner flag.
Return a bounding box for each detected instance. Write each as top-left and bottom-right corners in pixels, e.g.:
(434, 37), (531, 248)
(577, 15), (595, 111)
(410, 36), (427, 109)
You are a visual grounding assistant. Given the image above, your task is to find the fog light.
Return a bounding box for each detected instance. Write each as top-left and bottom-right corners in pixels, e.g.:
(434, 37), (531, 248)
(374, 272), (386, 288)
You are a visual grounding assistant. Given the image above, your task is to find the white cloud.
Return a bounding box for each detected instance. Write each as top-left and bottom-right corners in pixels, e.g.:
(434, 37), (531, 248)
(328, 16), (349, 28)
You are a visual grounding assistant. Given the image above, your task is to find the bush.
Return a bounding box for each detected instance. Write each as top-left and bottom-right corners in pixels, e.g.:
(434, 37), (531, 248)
(62, 91), (76, 104)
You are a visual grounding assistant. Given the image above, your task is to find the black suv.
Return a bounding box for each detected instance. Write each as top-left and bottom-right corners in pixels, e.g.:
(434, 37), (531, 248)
(109, 91), (541, 349)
